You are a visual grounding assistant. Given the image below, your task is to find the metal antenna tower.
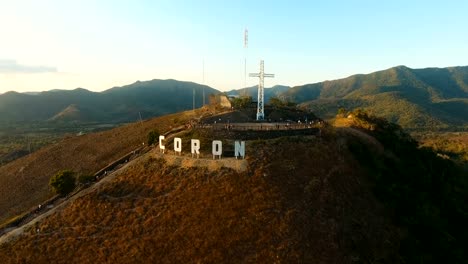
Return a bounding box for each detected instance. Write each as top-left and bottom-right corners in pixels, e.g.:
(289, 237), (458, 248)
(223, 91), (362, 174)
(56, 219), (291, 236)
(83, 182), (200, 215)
(244, 28), (248, 90)
(249, 60), (274, 120)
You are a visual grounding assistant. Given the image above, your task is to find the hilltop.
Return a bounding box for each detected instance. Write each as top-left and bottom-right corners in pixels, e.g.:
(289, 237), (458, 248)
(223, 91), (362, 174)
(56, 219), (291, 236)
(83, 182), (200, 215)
(0, 128), (400, 263)
(0, 103), (316, 227)
(281, 65), (468, 130)
(0, 108), (466, 263)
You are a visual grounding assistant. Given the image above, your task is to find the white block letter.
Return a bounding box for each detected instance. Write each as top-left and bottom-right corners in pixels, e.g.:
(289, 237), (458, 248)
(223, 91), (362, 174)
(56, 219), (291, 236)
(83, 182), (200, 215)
(212, 140), (222, 159)
(234, 141), (245, 159)
(174, 137), (182, 155)
(191, 139), (200, 158)
(159, 135), (165, 153)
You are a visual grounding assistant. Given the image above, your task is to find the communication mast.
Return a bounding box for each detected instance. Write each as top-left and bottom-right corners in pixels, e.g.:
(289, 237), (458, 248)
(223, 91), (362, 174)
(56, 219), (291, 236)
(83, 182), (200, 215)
(244, 28), (248, 90)
(249, 60), (275, 120)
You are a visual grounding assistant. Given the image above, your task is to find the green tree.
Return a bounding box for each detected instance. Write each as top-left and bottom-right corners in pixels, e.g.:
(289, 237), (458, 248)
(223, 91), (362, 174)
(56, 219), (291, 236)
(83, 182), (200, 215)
(231, 96), (252, 109)
(268, 96), (297, 108)
(49, 170), (76, 196)
(147, 130), (159, 146)
(269, 97), (284, 108)
(337, 107), (347, 116)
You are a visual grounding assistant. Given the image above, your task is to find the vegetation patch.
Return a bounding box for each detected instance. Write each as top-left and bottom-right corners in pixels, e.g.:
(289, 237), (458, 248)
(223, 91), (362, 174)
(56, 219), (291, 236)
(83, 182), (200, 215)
(49, 170), (76, 196)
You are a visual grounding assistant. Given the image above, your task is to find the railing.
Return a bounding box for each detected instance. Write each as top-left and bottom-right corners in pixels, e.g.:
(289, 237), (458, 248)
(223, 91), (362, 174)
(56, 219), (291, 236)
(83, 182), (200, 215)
(195, 123), (322, 131)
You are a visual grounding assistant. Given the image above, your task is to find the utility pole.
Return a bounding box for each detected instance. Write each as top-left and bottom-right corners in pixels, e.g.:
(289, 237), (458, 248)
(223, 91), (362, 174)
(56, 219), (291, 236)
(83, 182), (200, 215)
(202, 59), (205, 106)
(193, 88), (195, 111)
(244, 28), (248, 90)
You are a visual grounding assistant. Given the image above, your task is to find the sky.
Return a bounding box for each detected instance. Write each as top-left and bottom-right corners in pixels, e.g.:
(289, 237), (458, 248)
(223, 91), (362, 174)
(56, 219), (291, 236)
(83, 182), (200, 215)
(1, 0), (467, 93)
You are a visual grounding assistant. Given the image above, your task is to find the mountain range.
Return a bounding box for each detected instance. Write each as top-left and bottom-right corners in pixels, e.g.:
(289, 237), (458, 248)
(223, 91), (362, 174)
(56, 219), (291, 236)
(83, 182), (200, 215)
(0, 65), (467, 129)
(285, 65), (468, 129)
(0, 79), (217, 124)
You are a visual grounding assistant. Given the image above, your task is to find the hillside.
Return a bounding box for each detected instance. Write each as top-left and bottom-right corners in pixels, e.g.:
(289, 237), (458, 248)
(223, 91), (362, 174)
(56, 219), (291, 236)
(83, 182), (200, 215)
(0, 79), (219, 124)
(0, 111), (466, 263)
(48, 104), (91, 122)
(0, 131), (401, 263)
(282, 66), (468, 130)
(0, 106), (216, 226)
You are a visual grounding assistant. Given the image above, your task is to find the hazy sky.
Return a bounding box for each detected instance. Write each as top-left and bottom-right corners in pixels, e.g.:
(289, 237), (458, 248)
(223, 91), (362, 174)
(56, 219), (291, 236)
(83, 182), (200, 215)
(1, 0), (467, 93)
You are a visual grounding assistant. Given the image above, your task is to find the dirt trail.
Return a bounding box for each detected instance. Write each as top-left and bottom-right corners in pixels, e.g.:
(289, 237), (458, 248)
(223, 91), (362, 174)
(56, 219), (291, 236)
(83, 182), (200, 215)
(0, 154), (140, 245)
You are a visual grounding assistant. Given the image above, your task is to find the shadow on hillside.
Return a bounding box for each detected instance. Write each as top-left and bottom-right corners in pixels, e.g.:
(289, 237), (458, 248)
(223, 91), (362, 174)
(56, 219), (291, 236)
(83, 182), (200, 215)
(97, 180), (158, 200)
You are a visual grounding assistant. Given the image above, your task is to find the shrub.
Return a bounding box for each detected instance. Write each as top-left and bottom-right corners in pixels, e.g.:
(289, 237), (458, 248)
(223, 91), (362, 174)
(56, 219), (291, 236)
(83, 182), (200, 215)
(147, 130), (159, 146)
(231, 96), (252, 109)
(49, 170), (76, 196)
(268, 96), (297, 108)
(337, 107), (347, 117)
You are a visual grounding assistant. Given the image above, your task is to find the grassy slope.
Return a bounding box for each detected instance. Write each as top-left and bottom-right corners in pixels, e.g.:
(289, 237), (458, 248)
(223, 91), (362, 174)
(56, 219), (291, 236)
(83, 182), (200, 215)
(417, 132), (468, 166)
(0, 134), (400, 263)
(0, 107), (214, 225)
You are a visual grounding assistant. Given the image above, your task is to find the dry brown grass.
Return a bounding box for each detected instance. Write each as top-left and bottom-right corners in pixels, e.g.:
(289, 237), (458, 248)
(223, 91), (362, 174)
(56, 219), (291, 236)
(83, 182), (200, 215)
(0, 134), (400, 263)
(0, 107), (215, 225)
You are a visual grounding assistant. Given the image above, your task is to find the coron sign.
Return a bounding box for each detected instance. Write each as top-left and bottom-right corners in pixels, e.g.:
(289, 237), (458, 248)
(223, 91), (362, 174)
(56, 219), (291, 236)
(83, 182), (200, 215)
(158, 135), (245, 159)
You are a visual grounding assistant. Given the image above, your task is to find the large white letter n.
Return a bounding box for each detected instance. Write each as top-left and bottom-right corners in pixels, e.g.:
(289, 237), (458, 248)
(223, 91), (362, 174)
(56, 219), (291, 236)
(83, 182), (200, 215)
(234, 141), (245, 159)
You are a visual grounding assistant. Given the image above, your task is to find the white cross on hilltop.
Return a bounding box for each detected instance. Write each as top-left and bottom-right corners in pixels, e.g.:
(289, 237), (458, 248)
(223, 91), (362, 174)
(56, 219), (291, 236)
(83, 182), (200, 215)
(249, 60), (275, 121)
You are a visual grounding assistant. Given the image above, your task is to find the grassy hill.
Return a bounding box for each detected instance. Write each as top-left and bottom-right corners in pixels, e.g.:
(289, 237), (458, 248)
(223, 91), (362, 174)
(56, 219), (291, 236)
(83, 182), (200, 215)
(282, 66), (468, 130)
(48, 104), (91, 122)
(0, 131), (401, 263)
(0, 110), (466, 263)
(0, 79), (219, 124)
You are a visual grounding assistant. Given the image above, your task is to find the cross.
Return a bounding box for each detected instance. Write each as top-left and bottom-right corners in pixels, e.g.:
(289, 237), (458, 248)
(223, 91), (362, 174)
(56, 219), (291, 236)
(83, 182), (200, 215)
(249, 60), (275, 120)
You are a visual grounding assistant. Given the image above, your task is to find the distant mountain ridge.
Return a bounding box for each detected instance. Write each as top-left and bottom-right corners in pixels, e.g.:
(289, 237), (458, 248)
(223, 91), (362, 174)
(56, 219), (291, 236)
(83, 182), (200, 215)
(1, 66), (467, 129)
(0, 79), (219, 124)
(282, 65), (468, 129)
(226, 85), (290, 102)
